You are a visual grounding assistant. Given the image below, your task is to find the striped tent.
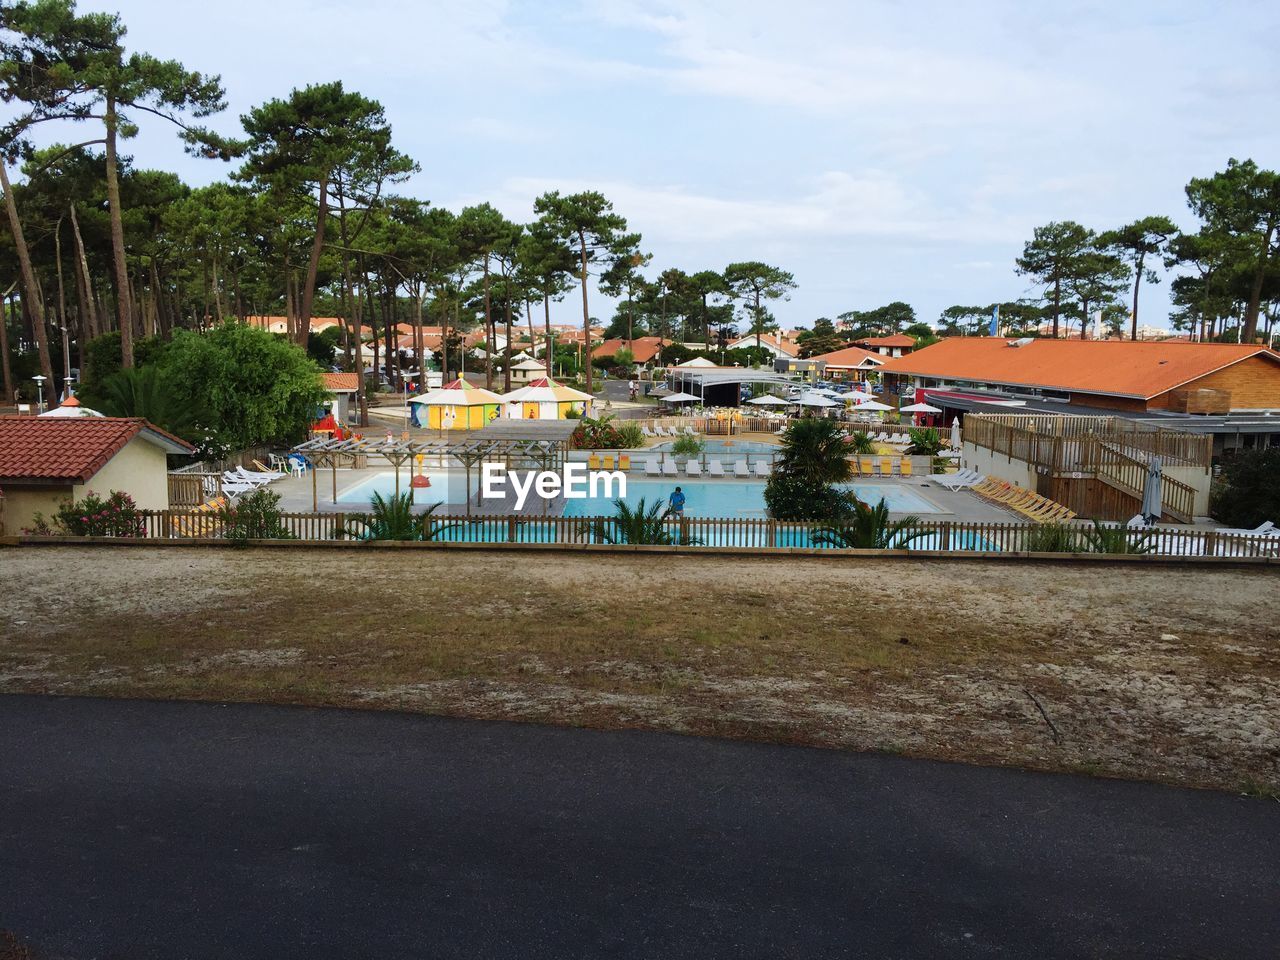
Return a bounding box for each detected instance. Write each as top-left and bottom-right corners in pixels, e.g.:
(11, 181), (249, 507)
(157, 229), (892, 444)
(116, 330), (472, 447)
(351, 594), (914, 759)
(408, 379), (503, 430)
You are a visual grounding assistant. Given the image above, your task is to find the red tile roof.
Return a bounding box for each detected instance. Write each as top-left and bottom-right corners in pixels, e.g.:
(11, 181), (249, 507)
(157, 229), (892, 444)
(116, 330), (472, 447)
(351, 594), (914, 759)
(878, 337), (1280, 399)
(855, 334), (916, 348)
(809, 345), (887, 368)
(726, 333), (799, 357)
(592, 337), (666, 363)
(321, 373), (360, 393)
(0, 417), (194, 484)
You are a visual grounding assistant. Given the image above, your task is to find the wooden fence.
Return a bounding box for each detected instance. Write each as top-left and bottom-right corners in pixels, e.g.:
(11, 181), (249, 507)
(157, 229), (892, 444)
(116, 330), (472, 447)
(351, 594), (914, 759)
(110, 509), (1280, 558)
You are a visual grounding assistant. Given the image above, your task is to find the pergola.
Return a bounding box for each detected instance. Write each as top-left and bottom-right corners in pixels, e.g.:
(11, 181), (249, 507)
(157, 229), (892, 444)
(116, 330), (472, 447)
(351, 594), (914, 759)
(290, 419), (576, 514)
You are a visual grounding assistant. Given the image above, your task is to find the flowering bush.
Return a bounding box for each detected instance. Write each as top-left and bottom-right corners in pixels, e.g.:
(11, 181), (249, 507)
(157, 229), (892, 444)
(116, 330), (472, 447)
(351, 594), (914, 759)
(24, 490), (145, 537)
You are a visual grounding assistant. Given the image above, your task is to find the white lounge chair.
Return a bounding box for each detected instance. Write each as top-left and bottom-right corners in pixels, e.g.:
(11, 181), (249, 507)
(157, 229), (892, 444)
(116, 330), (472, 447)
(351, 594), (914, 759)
(707, 458), (725, 477)
(641, 425), (655, 438)
(753, 461), (772, 477)
(645, 459), (661, 476)
(233, 466), (284, 484)
(875, 432), (890, 442)
(221, 481), (255, 497)
(733, 460), (750, 478)
(662, 459), (678, 476)
(223, 471), (269, 489)
(686, 460), (702, 477)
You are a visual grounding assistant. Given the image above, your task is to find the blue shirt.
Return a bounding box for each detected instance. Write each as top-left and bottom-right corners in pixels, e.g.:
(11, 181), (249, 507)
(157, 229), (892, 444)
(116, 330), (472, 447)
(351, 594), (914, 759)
(669, 491), (686, 511)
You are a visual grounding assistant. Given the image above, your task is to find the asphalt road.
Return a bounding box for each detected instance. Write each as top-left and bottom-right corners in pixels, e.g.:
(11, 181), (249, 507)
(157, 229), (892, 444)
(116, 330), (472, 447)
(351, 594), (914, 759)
(1, 695), (1276, 959)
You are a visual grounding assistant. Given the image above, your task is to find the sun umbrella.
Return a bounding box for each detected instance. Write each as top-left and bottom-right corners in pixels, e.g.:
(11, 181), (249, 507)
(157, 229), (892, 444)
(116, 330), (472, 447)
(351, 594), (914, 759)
(659, 391), (701, 404)
(796, 392), (838, 407)
(950, 418), (962, 449)
(851, 399), (892, 412)
(1141, 456), (1163, 523)
(746, 395), (791, 406)
(899, 402), (941, 414)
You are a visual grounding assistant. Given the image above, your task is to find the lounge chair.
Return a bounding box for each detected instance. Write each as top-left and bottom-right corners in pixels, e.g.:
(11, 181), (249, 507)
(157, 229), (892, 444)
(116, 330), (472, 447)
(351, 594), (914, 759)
(645, 459), (661, 476)
(619, 454), (631, 471)
(880, 456), (894, 477)
(900, 459), (913, 477)
(662, 459), (678, 477)
(601, 455), (615, 470)
(641, 425), (655, 438)
(223, 471), (268, 489)
(753, 461), (772, 477)
(707, 458), (725, 477)
(588, 454), (601, 470)
(231, 466), (281, 485)
(733, 460), (750, 478)
(686, 460), (703, 477)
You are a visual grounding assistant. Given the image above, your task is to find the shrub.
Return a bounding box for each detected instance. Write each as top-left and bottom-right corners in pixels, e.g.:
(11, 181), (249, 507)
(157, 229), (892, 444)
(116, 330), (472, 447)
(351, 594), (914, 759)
(219, 489), (295, 540)
(615, 422), (645, 448)
(670, 433), (704, 457)
(1210, 448), (1280, 529)
(23, 490), (145, 538)
(1023, 522), (1081, 553)
(906, 427), (945, 456)
(763, 472), (856, 522)
(593, 498), (701, 545)
(1081, 519), (1155, 555)
(571, 414), (636, 449)
(345, 495), (452, 541)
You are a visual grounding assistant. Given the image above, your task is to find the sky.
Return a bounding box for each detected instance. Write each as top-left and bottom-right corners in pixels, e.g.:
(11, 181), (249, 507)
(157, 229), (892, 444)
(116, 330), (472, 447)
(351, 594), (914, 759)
(14, 0), (1280, 332)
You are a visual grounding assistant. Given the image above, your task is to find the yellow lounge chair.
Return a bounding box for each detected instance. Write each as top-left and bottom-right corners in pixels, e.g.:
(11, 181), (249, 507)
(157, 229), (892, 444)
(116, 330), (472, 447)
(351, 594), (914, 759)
(900, 459), (913, 477)
(619, 454), (631, 471)
(860, 456), (876, 477)
(880, 457), (894, 477)
(601, 455), (615, 470)
(588, 454), (601, 470)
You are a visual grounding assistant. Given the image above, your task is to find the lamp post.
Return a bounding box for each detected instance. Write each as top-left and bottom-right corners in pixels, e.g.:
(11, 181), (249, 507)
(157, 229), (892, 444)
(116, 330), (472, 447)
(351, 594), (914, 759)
(32, 374), (46, 413)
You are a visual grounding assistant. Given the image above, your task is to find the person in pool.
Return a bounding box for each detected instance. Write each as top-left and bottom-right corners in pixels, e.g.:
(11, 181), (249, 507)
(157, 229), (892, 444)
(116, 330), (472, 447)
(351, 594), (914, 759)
(669, 486), (686, 517)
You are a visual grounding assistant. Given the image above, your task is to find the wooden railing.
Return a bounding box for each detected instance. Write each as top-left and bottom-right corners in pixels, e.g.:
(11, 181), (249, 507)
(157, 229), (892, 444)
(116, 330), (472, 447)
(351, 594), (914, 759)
(167, 472), (222, 507)
(965, 414), (1212, 468)
(1091, 443), (1196, 522)
(70, 510), (1279, 558)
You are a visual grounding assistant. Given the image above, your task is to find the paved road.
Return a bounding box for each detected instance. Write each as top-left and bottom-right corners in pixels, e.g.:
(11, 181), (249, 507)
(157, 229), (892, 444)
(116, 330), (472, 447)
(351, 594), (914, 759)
(1, 695), (1276, 959)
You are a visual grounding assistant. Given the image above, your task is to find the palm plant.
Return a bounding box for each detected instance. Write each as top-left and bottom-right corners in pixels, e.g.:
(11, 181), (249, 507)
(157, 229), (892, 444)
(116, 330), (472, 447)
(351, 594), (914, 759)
(96, 364), (204, 439)
(1024, 522), (1082, 553)
(593, 498), (701, 545)
(906, 427), (944, 456)
(813, 498), (924, 549)
(776, 417), (855, 485)
(847, 431), (875, 454)
(347, 493), (452, 541)
(1081, 519), (1156, 555)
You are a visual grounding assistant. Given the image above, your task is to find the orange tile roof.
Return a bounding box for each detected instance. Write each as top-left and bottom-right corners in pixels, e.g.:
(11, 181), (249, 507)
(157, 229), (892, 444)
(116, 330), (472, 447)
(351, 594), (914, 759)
(878, 337), (1280, 399)
(321, 373), (360, 393)
(0, 417), (193, 483)
(726, 333), (799, 357)
(592, 337), (665, 363)
(855, 334), (916, 348)
(809, 345), (887, 368)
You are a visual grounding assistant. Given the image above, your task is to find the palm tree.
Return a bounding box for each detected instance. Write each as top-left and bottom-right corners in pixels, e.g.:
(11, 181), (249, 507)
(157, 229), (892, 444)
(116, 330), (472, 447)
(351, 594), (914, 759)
(813, 498), (924, 549)
(1081, 519), (1155, 555)
(776, 417), (855, 485)
(847, 431), (875, 455)
(347, 494), (453, 541)
(96, 365), (204, 439)
(593, 498), (701, 545)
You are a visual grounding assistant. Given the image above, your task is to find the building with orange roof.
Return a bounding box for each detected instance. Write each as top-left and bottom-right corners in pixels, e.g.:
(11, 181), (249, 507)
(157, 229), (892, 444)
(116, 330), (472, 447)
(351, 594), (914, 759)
(0, 417), (194, 533)
(725, 333), (798, 358)
(879, 337), (1280, 415)
(592, 337), (666, 364)
(852, 334), (916, 358)
(806, 344), (887, 381)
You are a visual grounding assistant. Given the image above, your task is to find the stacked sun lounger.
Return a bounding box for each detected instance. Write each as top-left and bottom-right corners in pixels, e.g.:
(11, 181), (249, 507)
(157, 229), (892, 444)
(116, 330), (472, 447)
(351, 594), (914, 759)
(970, 478), (1076, 523)
(931, 469), (981, 489)
(172, 496), (227, 538)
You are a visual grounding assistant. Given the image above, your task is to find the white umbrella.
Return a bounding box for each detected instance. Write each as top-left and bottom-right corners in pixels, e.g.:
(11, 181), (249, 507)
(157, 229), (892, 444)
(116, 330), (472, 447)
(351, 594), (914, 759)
(1141, 456), (1163, 523)
(796, 392), (838, 407)
(659, 391), (701, 404)
(950, 418), (962, 449)
(851, 399), (892, 412)
(899, 402), (941, 414)
(746, 395), (791, 406)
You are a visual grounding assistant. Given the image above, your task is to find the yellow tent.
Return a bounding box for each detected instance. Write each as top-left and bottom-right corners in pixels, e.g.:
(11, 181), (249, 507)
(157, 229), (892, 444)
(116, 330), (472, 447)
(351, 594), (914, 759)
(409, 379), (504, 430)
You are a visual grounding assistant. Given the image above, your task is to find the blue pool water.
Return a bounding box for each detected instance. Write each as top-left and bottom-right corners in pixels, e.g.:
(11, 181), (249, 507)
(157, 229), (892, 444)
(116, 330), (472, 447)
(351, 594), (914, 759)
(652, 439), (780, 455)
(561, 479), (943, 518)
(337, 471), (460, 506)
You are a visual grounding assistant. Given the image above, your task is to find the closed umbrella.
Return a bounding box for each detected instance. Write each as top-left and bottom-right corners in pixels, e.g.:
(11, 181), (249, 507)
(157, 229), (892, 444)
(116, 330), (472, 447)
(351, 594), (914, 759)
(950, 418), (962, 449)
(1141, 456), (1163, 524)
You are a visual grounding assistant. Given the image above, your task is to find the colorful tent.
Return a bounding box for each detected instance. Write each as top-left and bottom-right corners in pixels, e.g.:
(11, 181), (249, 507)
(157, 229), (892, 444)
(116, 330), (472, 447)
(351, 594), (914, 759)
(499, 377), (592, 420)
(408, 379), (503, 429)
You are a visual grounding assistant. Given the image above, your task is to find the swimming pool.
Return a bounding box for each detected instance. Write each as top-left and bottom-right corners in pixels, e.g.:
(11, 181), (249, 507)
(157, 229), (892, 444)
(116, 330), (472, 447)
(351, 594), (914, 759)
(651, 439), (780, 455)
(561, 479), (944, 517)
(337, 471), (462, 506)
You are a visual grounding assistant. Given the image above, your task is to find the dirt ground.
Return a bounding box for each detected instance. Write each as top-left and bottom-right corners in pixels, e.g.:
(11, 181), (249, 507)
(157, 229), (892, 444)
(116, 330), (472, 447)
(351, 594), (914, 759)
(2, 545), (1277, 792)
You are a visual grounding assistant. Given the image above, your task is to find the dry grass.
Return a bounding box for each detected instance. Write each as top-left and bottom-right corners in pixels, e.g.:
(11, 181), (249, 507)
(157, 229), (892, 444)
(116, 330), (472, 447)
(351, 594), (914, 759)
(2, 546), (1277, 791)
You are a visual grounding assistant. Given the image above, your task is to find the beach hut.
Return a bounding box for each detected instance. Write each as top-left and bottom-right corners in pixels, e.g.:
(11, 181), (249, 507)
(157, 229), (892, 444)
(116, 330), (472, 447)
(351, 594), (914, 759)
(499, 377), (592, 420)
(409, 379), (503, 430)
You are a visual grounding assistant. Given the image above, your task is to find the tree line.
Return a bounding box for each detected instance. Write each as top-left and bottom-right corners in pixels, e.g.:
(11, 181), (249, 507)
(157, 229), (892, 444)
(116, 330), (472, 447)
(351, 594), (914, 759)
(0, 0), (797, 423)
